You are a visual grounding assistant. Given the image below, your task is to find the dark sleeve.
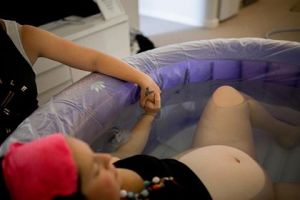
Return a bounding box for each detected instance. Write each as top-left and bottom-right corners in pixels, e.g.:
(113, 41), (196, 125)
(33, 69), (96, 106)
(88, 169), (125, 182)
(0, 157), (11, 199)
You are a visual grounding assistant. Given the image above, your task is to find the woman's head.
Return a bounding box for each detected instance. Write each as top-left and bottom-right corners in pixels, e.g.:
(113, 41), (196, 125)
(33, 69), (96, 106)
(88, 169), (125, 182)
(66, 136), (121, 200)
(1, 133), (121, 200)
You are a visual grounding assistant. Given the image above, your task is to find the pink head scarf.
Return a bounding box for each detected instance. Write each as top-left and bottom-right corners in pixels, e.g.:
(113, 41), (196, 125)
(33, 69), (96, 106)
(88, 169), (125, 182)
(2, 133), (78, 200)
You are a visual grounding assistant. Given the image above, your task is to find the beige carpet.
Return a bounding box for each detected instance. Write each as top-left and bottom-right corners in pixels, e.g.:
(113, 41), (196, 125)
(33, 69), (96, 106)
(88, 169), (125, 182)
(140, 0), (300, 47)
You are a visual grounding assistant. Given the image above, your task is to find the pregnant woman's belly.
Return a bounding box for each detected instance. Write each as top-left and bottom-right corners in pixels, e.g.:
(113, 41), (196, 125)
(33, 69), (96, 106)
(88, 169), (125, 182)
(178, 145), (274, 200)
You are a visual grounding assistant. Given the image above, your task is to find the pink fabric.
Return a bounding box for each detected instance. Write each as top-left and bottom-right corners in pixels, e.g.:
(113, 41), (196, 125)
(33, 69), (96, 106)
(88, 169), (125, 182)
(2, 133), (77, 200)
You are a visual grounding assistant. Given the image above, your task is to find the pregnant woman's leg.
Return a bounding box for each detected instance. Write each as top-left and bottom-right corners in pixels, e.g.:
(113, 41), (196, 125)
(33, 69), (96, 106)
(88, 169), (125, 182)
(192, 85), (256, 158)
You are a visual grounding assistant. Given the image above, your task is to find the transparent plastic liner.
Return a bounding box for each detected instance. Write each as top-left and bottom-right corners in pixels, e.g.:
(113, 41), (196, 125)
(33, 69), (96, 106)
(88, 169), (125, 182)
(107, 77), (300, 182)
(109, 77), (300, 152)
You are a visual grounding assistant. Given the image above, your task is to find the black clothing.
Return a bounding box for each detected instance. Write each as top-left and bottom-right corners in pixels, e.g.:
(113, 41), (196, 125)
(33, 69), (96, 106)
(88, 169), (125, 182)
(135, 34), (155, 53)
(114, 154), (212, 200)
(0, 26), (38, 144)
(0, 157), (11, 199)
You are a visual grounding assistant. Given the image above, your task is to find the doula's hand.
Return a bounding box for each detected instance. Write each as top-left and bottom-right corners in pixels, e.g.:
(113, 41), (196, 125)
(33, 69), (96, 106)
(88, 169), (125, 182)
(139, 76), (161, 108)
(143, 93), (161, 116)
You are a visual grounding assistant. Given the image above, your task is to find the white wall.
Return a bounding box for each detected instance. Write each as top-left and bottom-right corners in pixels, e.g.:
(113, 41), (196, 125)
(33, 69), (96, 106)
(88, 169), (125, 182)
(120, 0), (140, 29)
(139, 0), (219, 27)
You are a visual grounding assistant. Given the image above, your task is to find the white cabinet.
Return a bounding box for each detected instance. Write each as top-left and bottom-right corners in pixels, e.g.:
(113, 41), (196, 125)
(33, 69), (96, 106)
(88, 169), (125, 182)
(33, 14), (130, 105)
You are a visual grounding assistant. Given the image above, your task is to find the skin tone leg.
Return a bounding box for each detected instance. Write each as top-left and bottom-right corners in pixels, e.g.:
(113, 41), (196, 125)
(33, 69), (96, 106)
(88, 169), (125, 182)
(192, 85), (257, 158)
(179, 85), (274, 199)
(242, 96), (300, 199)
(245, 95), (300, 149)
(259, 103), (300, 126)
(192, 85), (300, 199)
(193, 86), (300, 154)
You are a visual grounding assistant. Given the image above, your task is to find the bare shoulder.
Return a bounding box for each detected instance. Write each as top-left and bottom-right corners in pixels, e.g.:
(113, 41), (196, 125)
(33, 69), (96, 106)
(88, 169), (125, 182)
(20, 24), (45, 40)
(19, 24), (49, 64)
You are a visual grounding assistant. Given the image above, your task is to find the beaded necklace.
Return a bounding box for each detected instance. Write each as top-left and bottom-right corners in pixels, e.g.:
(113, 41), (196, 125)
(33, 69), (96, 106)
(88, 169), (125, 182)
(120, 176), (175, 200)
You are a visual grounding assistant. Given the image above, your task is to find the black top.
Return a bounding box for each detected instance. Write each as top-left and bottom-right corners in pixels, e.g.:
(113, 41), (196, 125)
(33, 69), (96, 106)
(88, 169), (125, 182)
(0, 157), (11, 199)
(114, 155), (212, 200)
(0, 0), (100, 26)
(0, 25), (38, 144)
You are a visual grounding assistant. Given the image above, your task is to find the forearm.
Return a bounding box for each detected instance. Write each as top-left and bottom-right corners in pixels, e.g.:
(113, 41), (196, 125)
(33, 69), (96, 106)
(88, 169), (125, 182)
(112, 114), (156, 159)
(92, 51), (150, 87)
(33, 28), (150, 87)
(93, 52), (161, 107)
